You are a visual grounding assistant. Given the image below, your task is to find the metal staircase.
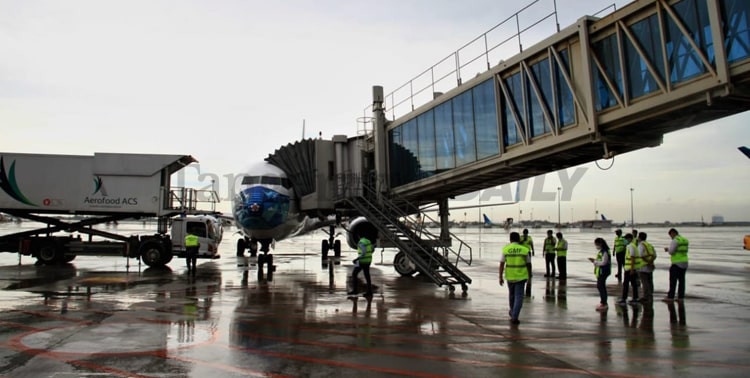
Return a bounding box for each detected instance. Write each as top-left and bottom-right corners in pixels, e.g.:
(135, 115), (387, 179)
(345, 181), (472, 292)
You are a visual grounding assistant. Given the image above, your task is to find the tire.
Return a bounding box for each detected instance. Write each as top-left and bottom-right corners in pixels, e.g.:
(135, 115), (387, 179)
(322, 240), (329, 259)
(37, 243), (59, 265)
(236, 238), (246, 257)
(63, 255), (77, 263)
(393, 251), (417, 276)
(333, 240), (341, 257)
(140, 242), (166, 267)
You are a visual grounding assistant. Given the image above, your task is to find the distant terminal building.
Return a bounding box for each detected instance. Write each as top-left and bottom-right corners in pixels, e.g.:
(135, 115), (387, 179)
(711, 215), (725, 225)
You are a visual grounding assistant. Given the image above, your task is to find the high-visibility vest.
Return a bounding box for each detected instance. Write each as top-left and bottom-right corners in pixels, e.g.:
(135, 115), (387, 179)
(185, 234), (199, 247)
(614, 235), (626, 254)
(543, 236), (556, 254)
(521, 235), (533, 250)
(625, 242), (644, 269)
(503, 243), (530, 281)
(358, 237), (373, 264)
(555, 238), (568, 257)
(594, 250), (610, 278)
(671, 235), (689, 264)
(641, 240), (656, 264)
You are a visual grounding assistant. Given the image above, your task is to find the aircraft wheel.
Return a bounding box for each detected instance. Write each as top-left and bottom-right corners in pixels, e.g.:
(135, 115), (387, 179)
(37, 242), (60, 265)
(333, 240), (341, 257)
(236, 238), (246, 257)
(393, 251), (417, 277)
(321, 240), (329, 259)
(140, 242), (166, 267)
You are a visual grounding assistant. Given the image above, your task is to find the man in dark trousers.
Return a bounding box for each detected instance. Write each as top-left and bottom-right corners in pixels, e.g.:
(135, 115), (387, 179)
(349, 234), (374, 296)
(185, 230), (199, 274)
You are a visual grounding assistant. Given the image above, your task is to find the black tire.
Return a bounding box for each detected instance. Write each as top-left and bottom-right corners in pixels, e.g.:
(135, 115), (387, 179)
(140, 242), (166, 267)
(63, 255), (77, 263)
(160, 251), (173, 265)
(393, 251), (417, 276)
(37, 242), (59, 265)
(333, 240), (341, 257)
(322, 240), (329, 259)
(236, 238), (246, 257)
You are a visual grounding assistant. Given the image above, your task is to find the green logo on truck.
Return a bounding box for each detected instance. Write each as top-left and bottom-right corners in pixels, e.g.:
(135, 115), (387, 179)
(0, 156), (37, 206)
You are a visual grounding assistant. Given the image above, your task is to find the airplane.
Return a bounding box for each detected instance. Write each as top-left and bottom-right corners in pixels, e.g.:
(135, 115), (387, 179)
(232, 160), (519, 275)
(483, 213), (513, 229)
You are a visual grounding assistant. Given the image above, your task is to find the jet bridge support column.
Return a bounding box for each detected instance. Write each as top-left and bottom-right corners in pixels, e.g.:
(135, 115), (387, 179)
(372, 86), (388, 198)
(438, 198), (451, 244)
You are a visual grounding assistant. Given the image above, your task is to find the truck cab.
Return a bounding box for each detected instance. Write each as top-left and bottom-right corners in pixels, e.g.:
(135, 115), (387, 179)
(171, 215), (223, 259)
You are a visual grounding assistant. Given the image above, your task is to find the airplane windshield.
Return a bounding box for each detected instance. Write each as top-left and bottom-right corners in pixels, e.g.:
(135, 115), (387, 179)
(241, 175), (291, 189)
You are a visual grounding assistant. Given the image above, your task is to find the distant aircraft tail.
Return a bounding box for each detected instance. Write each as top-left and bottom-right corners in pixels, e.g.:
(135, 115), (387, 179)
(739, 146), (750, 159)
(601, 214), (608, 221)
(483, 213), (492, 225)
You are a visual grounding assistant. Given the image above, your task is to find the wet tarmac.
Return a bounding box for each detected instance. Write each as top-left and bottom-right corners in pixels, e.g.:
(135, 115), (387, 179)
(1, 227), (750, 377)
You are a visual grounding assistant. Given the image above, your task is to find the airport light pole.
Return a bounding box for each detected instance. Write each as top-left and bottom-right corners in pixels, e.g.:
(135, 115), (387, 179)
(630, 187), (634, 226)
(557, 186), (561, 228)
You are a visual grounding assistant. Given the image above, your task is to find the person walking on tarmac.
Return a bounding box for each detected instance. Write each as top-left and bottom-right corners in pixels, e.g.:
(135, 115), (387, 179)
(613, 229), (627, 280)
(589, 238), (612, 311)
(521, 229), (535, 297)
(348, 234), (374, 297)
(663, 228), (689, 301)
(185, 230), (200, 274)
(543, 230), (556, 278)
(554, 232), (568, 280)
(499, 232), (530, 325)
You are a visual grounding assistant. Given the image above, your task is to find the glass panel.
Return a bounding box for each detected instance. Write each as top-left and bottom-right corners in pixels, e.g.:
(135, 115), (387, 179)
(434, 102), (455, 172)
(417, 111), (436, 178)
(388, 128), (404, 187)
(626, 15), (662, 98)
(401, 119), (419, 184)
(503, 73), (523, 146)
(665, 0), (713, 83)
(592, 34), (623, 110)
(528, 58), (552, 136)
(722, 0), (750, 63)
(473, 79), (499, 159)
(241, 176), (261, 185)
(452, 91), (477, 167)
(555, 49), (576, 126)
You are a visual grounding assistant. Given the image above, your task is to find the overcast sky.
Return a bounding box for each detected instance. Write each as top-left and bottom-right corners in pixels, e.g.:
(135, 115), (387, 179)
(1, 0), (749, 224)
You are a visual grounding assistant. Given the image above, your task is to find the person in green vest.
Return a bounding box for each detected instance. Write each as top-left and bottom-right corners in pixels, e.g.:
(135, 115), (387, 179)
(520, 229), (535, 297)
(617, 233), (641, 305)
(184, 230), (200, 274)
(499, 232), (530, 325)
(663, 228), (688, 301)
(588, 237), (611, 311)
(554, 232), (568, 280)
(349, 235), (374, 297)
(543, 230), (557, 278)
(638, 232), (657, 303)
(613, 229), (627, 280)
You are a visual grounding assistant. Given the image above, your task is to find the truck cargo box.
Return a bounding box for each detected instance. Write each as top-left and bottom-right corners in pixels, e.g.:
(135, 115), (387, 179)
(0, 152), (196, 216)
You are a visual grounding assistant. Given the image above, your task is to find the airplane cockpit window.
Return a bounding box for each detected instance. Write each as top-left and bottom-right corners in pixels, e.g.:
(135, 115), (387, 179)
(241, 176), (262, 185)
(260, 176), (281, 185)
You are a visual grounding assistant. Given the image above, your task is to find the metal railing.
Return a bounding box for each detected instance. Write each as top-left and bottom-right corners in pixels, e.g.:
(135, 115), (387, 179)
(167, 187), (220, 213)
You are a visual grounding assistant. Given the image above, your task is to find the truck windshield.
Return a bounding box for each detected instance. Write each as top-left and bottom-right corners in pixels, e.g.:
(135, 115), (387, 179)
(187, 222), (207, 238)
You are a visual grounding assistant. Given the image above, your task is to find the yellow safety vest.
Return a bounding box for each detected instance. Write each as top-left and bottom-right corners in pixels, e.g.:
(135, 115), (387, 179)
(594, 250), (610, 278)
(503, 243), (530, 281)
(543, 236), (556, 254)
(555, 238), (567, 257)
(185, 234), (199, 247)
(358, 237), (373, 264)
(671, 235), (688, 264)
(614, 236), (626, 254)
(641, 240), (656, 264)
(625, 241), (644, 269)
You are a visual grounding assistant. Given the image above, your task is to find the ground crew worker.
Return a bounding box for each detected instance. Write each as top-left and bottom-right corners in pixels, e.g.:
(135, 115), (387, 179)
(521, 229), (534, 297)
(613, 229), (627, 280)
(554, 232), (568, 280)
(618, 234), (641, 305)
(663, 228), (688, 301)
(499, 232), (530, 325)
(589, 238), (611, 311)
(349, 235), (374, 296)
(543, 230), (556, 278)
(638, 232), (656, 303)
(185, 230), (199, 273)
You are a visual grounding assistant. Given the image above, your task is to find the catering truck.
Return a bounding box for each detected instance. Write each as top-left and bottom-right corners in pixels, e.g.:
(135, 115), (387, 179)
(0, 152), (222, 266)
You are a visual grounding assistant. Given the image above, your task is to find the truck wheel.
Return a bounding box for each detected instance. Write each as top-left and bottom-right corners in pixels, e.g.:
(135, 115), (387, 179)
(321, 240), (329, 259)
(393, 251), (417, 277)
(140, 242), (166, 267)
(160, 252), (173, 265)
(38, 243), (60, 265)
